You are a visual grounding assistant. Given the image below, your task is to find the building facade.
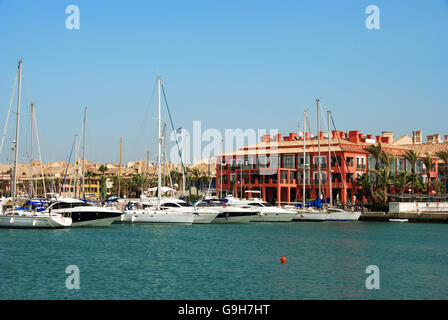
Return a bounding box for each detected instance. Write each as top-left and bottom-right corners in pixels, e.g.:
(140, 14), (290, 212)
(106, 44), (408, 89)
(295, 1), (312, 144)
(216, 130), (445, 205)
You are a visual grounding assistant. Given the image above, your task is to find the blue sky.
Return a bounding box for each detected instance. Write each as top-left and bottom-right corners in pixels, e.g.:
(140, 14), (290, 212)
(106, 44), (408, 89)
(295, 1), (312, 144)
(0, 0), (447, 164)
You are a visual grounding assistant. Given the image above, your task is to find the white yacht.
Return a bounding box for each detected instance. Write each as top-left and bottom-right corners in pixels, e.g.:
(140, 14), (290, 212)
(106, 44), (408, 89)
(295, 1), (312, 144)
(41, 198), (122, 227)
(293, 207), (328, 221)
(137, 197), (218, 224)
(325, 207), (361, 221)
(0, 199), (72, 228)
(226, 194), (296, 222)
(194, 198), (258, 224)
(119, 199), (195, 225)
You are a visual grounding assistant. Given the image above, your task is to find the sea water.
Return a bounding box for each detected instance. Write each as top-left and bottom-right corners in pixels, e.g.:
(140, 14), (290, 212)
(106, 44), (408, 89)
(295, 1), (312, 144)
(1, 222), (447, 300)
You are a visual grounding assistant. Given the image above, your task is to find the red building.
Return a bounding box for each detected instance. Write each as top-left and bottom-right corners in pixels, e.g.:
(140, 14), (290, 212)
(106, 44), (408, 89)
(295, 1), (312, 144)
(216, 131), (445, 205)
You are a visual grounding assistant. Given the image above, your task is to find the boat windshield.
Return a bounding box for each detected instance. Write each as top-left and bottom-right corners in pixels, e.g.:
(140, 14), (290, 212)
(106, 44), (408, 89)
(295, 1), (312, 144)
(261, 202), (274, 207)
(196, 200), (223, 207)
(177, 202), (193, 207)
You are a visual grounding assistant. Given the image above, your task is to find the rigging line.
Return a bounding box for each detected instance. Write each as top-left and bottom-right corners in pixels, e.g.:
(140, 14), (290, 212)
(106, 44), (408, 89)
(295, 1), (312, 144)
(330, 113), (352, 193)
(0, 70), (18, 158)
(132, 79), (158, 156)
(161, 84), (192, 201)
(60, 135), (76, 194)
(33, 107), (47, 197)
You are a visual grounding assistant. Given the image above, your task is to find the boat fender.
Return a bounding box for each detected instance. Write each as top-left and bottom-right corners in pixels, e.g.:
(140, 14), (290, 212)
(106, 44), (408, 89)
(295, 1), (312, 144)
(301, 213), (304, 217)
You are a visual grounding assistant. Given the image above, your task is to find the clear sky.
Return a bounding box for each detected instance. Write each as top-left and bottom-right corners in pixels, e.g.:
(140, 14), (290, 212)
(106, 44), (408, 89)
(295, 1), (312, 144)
(0, 0), (447, 165)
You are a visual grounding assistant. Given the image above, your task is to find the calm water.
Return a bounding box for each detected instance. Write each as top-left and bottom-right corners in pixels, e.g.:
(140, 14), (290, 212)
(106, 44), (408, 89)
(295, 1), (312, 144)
(1, 221), (447, 300)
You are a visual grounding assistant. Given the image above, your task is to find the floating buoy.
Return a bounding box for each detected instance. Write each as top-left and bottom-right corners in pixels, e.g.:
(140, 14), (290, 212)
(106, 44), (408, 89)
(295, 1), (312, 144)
(281, 256), (286, 264)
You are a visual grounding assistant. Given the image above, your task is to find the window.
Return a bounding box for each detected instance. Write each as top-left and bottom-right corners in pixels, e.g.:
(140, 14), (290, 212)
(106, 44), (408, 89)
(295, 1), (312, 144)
(178, 202), (193, 207)
(346, 173), (354, 183)
(243, 157), (253, 169)
(332, 173), (342, 183)
(257, 155), (268, 168)
(243, 172), (249, 184)
(397, 158), (405, 171)
(298, 155), (310, 168)
(222, 175), (228, 184)
(313, 156), (327, 169)
(297, 170), (310, 183)
(356, 156), (366, 170)
(283, 155), (295, 169)
(331, 156), (342, 168)
(416, 160), (425, 173)
(346, 157), (354, 167)
(313, 172), (327, 185)
(268, 155), (280, 169)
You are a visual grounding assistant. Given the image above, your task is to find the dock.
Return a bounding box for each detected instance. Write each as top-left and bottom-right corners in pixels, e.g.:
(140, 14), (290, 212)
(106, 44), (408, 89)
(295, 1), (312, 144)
(360, 211), (448, 223)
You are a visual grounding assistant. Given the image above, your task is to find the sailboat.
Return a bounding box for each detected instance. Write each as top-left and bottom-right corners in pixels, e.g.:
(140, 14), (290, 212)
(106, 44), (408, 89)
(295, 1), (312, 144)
(293, 108), (327, 221)
(119, 76), (195, 224)
(322, 107), (361, 221)
(42, 107), (122, 227)
(0, 61), (72, 228)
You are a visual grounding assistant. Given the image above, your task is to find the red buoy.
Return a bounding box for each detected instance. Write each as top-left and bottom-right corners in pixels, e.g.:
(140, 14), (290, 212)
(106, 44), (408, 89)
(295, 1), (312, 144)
(281, 256), (286, 264)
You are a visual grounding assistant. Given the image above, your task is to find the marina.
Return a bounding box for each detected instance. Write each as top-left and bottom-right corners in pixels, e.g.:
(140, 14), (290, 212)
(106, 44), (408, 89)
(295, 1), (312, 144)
(1, 1), (447, 303)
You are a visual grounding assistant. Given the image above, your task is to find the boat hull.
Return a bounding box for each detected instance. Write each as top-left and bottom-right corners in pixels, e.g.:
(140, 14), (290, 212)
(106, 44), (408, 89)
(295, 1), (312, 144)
(0, 215), (72, 229)
(293, 212), (327, 221)
(251, 211), (296, 222)
(125, 210), (195, 224)
(193, 210), (220, 224)
(211, 212), (256, 224)
(325, 211), (361, 221)
(51, 208), (122, 227)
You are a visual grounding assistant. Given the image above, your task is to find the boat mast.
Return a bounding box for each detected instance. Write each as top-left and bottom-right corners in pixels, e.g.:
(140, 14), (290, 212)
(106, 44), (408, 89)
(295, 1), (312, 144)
(74, 134), (78, 198)
(157, 76), (162, 209)
(81, 106), (87, 199)
(316, 98), (321, 201)
(118, 136), (122, 197)
(303, 110), (306, 207)
(328, 109), (332, 207)
(220, 139), (223, 198)
(29, 102), (34, 198)
(32, 106), (46, 198)
(12, 60), (22, 208)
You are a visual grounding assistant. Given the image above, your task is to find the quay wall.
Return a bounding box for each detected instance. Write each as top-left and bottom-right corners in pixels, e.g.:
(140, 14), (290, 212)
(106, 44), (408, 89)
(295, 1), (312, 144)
(389, 202), (448, 213)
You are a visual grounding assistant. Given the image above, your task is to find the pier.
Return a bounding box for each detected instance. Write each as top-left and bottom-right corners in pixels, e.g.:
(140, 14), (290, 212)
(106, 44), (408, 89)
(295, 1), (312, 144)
(360, 211), (448, 223)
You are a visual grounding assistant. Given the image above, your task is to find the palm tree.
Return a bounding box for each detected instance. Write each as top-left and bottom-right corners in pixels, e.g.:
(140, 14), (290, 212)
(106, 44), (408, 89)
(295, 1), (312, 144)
(403, 150), (420, 196)
(436, 151), (448, 194)
(422, 156), (435, 195)
(188, 168), (201, 195)
(393, 172), (411, 196)
(372, 169), (391, 205)
(99, 164), (108, 175)
(431, 179), (443, 195)
(366, 143), (382, 171)
(358, 172), (373, 204)
(98, 165), (108, 200)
